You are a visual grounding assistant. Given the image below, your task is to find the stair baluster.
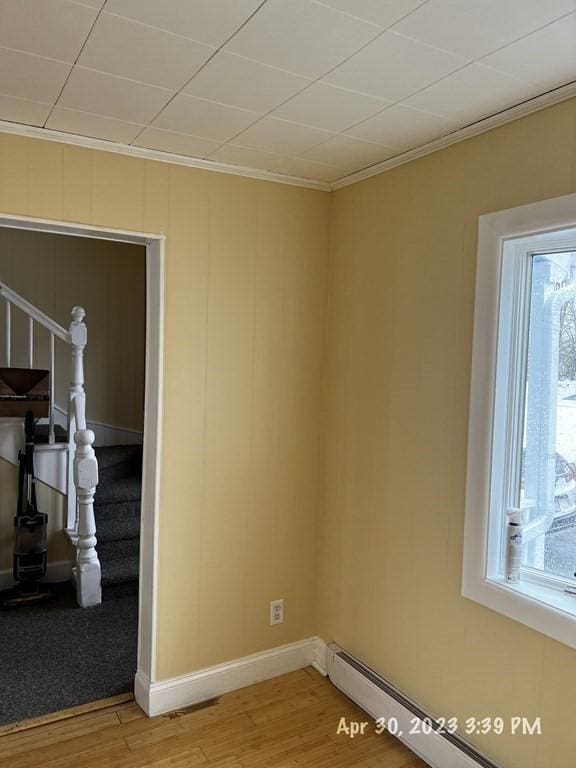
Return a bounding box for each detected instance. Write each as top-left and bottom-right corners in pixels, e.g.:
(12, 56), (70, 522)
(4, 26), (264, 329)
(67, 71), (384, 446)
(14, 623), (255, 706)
(27, 316), (33, 368)
(4, 299), (11, 366)
(67, 306), (86, 536)
(49, 333), (55, 444)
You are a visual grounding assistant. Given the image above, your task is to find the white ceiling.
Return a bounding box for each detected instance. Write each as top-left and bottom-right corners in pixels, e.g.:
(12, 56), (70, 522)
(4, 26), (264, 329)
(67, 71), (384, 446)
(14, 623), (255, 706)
(0, 0), (575, 185)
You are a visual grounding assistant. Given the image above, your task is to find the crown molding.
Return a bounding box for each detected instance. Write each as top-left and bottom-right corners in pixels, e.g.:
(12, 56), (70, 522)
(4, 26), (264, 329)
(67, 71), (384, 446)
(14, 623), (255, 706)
(0, 79), (575, 194)
(332, 80), (576, 190)
(0, 120), (331, 192)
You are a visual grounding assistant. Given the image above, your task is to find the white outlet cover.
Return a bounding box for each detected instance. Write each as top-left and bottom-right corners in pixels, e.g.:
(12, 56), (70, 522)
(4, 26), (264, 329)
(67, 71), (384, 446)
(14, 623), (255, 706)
(270, 599), (284, 625)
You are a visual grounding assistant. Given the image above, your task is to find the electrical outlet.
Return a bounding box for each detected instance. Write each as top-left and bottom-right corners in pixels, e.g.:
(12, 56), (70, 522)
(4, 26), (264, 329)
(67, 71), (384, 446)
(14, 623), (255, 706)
(270, 599), (284, 625)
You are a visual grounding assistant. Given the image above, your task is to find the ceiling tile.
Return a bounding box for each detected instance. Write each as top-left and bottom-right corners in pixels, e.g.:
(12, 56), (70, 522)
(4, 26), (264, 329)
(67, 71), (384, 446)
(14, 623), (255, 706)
(232, 117), (333, 154)
(404, 62), (542, 125)
(58, 67), (172, 124)
(153, 94), (259, 142)
(0, 0), (98, 63)
(271, 82), (389, 132)
(325, 31), (466, 101)
(482, 13), (576, 90)
(316, 0), (428, 28)
(0, 93), (51, 126)
(183, 52), (311, 113)
(268, 155), (346, 182)
(104, 0), (264, 47)
(226, 0), (381, 78)
(46, 107), (144, 143)
(346, 103), (455, 149)
(393, 0), (576, 59)
(208, 143), (284, 171)
(78, 13), (215, 90)
(301, 134), (396, 171)
(0, 47), (71, 103)
(133, 127), (221, 157)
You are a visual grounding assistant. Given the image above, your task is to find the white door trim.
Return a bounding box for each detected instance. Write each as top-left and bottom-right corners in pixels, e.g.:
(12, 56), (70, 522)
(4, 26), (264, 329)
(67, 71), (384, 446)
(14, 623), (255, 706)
(0, 212), (164, 687)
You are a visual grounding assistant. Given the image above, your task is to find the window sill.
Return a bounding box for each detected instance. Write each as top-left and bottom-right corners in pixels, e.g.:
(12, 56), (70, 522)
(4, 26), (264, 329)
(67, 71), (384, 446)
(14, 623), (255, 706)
(492, 575), (576, 616)
(462, 573), (576, 649)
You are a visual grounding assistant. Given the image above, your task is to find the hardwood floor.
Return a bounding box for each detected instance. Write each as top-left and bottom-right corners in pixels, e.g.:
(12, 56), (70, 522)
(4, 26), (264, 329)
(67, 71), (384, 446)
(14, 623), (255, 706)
(0, 668), (427, 767)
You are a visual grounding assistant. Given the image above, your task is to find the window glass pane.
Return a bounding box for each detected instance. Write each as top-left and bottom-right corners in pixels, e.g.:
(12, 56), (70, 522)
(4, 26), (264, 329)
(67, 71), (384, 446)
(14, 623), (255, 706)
(521, 250), (576, 583)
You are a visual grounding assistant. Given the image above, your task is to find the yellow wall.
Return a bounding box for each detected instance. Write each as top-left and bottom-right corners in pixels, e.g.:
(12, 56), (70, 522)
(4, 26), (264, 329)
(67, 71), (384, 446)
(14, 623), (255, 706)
(319, 98), (576, 768)
(0, 228), (146, 431)
(0, 132), (330, 678)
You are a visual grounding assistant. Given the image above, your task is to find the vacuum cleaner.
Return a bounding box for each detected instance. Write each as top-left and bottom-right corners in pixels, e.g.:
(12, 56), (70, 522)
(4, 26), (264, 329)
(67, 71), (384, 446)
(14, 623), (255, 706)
(0, 369), (51, 608)
(3, 409), (51, 608)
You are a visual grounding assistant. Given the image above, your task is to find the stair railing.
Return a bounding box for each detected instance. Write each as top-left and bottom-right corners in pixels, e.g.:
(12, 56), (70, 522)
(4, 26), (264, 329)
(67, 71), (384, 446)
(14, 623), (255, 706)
(0, 284), (101, 607)
(0, 281), (68, 444)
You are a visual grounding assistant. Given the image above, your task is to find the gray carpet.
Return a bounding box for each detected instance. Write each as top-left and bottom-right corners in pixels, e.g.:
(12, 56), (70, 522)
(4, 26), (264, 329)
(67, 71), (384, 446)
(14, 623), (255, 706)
(0, 445), (143, 727)
(0, 582), (138, 726)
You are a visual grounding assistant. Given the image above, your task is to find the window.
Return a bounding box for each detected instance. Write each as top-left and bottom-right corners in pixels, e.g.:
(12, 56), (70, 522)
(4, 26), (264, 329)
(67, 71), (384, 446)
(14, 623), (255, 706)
(463, 193), (576, 649)
(520, 246), (576, 587)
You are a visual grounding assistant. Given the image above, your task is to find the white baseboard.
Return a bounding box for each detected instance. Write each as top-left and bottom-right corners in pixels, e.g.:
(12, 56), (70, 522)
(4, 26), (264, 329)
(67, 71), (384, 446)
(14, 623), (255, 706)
(326, 643), (499, 768)
(135, 636), (327, 717)
(87, 420), (143, 446)
(0, 559), (72, 590)
(53, 404), (143, 446)
(312, 636), (328, 676)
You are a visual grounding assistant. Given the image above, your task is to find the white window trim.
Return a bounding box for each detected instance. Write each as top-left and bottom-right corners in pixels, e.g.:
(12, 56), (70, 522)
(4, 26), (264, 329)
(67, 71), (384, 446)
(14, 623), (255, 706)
(462, 191), (576, 650)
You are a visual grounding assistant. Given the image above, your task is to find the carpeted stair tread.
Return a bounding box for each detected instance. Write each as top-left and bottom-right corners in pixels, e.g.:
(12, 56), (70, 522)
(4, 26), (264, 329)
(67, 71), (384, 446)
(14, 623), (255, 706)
(101, 555), (139, 587)
(98, 537), (139, 562)
(34, 424), (68, 444)
(95, 500), (140, 543)
(95, 475), (141, 505)
(94, 445), (142, 595)
(98, 460), (140, 486)
(95, 444), (142, 472)
(102, 581), (138, 600)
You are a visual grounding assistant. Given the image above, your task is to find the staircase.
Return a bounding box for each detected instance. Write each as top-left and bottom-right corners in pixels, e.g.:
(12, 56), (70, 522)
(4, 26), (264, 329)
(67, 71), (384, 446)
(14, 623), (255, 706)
(0, 281), (141, 608)
(95, 444), (142, 594)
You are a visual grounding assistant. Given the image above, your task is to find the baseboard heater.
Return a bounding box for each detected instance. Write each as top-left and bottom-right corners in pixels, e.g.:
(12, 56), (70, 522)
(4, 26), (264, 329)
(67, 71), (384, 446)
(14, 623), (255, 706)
(326, 643), (501, 768)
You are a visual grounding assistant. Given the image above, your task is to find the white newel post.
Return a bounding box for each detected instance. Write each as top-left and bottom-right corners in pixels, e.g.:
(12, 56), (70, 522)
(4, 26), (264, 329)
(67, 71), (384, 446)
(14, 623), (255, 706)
(67, 305), (102, 606)
(66, 306), (87, 535)
(74, 429), (102, 607)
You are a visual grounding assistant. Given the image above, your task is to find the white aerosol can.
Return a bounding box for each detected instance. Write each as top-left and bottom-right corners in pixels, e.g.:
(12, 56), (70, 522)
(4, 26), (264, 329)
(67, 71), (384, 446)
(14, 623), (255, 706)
(506, 507), (523, 583)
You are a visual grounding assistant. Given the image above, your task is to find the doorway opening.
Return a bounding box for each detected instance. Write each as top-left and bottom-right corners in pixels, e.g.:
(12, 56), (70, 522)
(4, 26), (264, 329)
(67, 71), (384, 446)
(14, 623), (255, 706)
(0, 215), (163, 727)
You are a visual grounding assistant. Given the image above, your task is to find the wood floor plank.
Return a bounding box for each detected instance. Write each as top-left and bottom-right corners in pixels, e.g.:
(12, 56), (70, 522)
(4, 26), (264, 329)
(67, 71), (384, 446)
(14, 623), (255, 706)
(0, 667), (423, 768)
(0, 712), (123, 759)
(0, 693), (134, 739)
(117, 703), (147, 724)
